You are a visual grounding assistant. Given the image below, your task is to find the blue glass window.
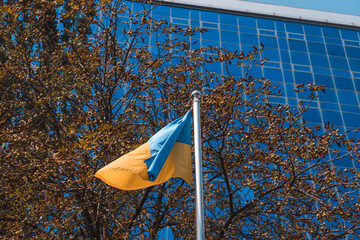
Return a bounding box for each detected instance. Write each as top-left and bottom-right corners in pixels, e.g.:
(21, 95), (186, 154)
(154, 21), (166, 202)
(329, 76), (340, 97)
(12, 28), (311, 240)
(202, 40), (220, 48)
(310, 54), (330, 68)
(304, 100), (319, 109)
(304, 24), (322, 36)
(278, 38), (288, 50)
(152, 6), (170, 16)
(348, 59), (360, 72)
(313, 67), (332, 75)
(262, 48), (280, 62)
(288, 98), (298, 106)
(257, 18), (275, 30)
(332, 153), (354, 168)
(280, 50), (291, 63)
(323, 27), (341, 39)
(271, 81), (285, 94)
(345, 46), (360, 60)
(325, 38), (342, 45)
(294, 65), (311, 72)
(306, 35), (324, 43)
(241, 45), (256, 54)
(268, 97), (286, 104)
(202, 22), (218, 29)
(354, 79), (360, 91)
(291, 52), (310, 65)
(354, 72), (360, 78)
(190, 29), (200, 39)
(344, 40), (360, 47)
(240, 33), (258, 46)
(341, 105), (360, 113)
(220, 24), (237, 32)
(341, 29), (359, 41)
(172, 18), (188, 25)
(201, 11), (219, 22)
(204, 61), (222, 74)
(260, 30), (275, 36)
(275, 21), (285, 31)
(320, 102), (340, 111)
(263, 68), (283, 82)
(285, 84), (297, 98)
(337, 90), (358, 105)
(282, 63), (292, 70)
(329, 56), (349, 70)
(318, 88), (338, 103)
(333, 69), (351, 78)
(288, 39), (307, 52)
(202, 29), (220, 42)
(221, 31), (239, 44)
(294, 71), (313, 85)
(322, 110), (343, 126)
(314, 74), (334, 88)
(239, 27), (257, 34)
(246, 66), (262, 78)
(222, 43), (239, 52)
(191, 20), (200, 28)
(334, 77), (355, 91)
(151, 33), (166, 46)
(326, 44), (346, 57)
(303, 108), (322, 123)
(238, 16), (256, 28)
(219, 13), (237, 25)
(288, 33), (304, 40)
(226, 63), (241, 76)
(285, 22), (304, 34)
(259, 36), (278, 48)
(277, 31), (286, 38)
(190, 10), (200, 21)
(265, 62), (281, 68)
(133, 2), (150, 11)
(171, 7), (189, 19)
(283, 70), (294, 83)
(307, 42), (326, 55)
(343, 113), (360, 128)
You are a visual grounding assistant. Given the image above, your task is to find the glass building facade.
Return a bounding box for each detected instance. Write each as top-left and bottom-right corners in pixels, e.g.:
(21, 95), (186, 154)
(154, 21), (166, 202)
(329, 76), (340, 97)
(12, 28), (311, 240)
(125, 2), (360, 238)
(136, 1), (360, 170)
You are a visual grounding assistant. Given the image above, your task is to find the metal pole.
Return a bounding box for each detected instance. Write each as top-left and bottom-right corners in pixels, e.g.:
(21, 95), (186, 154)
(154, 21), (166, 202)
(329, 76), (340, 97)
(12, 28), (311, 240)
(191, 90), (205, 240)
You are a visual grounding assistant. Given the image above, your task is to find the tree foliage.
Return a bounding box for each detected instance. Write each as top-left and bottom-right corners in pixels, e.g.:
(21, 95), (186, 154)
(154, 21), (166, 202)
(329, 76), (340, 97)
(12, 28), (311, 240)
(1, 0), (360, 239)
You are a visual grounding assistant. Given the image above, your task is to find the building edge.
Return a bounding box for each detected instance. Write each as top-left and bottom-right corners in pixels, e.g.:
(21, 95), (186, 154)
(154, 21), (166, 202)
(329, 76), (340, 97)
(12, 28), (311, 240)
(160, 0), (360, 30)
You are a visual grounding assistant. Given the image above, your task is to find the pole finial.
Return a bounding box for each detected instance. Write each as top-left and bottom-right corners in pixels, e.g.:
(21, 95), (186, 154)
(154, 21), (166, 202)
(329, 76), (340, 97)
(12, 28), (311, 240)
(191, 90), (201, 98)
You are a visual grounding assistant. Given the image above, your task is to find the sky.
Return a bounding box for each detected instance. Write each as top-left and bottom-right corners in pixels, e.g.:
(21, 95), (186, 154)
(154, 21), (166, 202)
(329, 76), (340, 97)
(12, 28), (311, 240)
(243, 0), (360, 16)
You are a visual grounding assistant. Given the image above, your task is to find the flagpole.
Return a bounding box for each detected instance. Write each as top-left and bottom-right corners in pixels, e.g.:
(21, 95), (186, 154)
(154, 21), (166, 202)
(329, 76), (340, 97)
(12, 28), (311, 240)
(192, 90), (205, 240)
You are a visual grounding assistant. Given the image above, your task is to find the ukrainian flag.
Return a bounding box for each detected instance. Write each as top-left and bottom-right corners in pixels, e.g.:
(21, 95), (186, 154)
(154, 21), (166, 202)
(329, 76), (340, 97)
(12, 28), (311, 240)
(95, 111), (192, 190)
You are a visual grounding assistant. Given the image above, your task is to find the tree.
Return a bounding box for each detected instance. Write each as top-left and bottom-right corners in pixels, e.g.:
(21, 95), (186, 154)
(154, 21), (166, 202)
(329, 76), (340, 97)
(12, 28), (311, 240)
(1, 0), (360, 239)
